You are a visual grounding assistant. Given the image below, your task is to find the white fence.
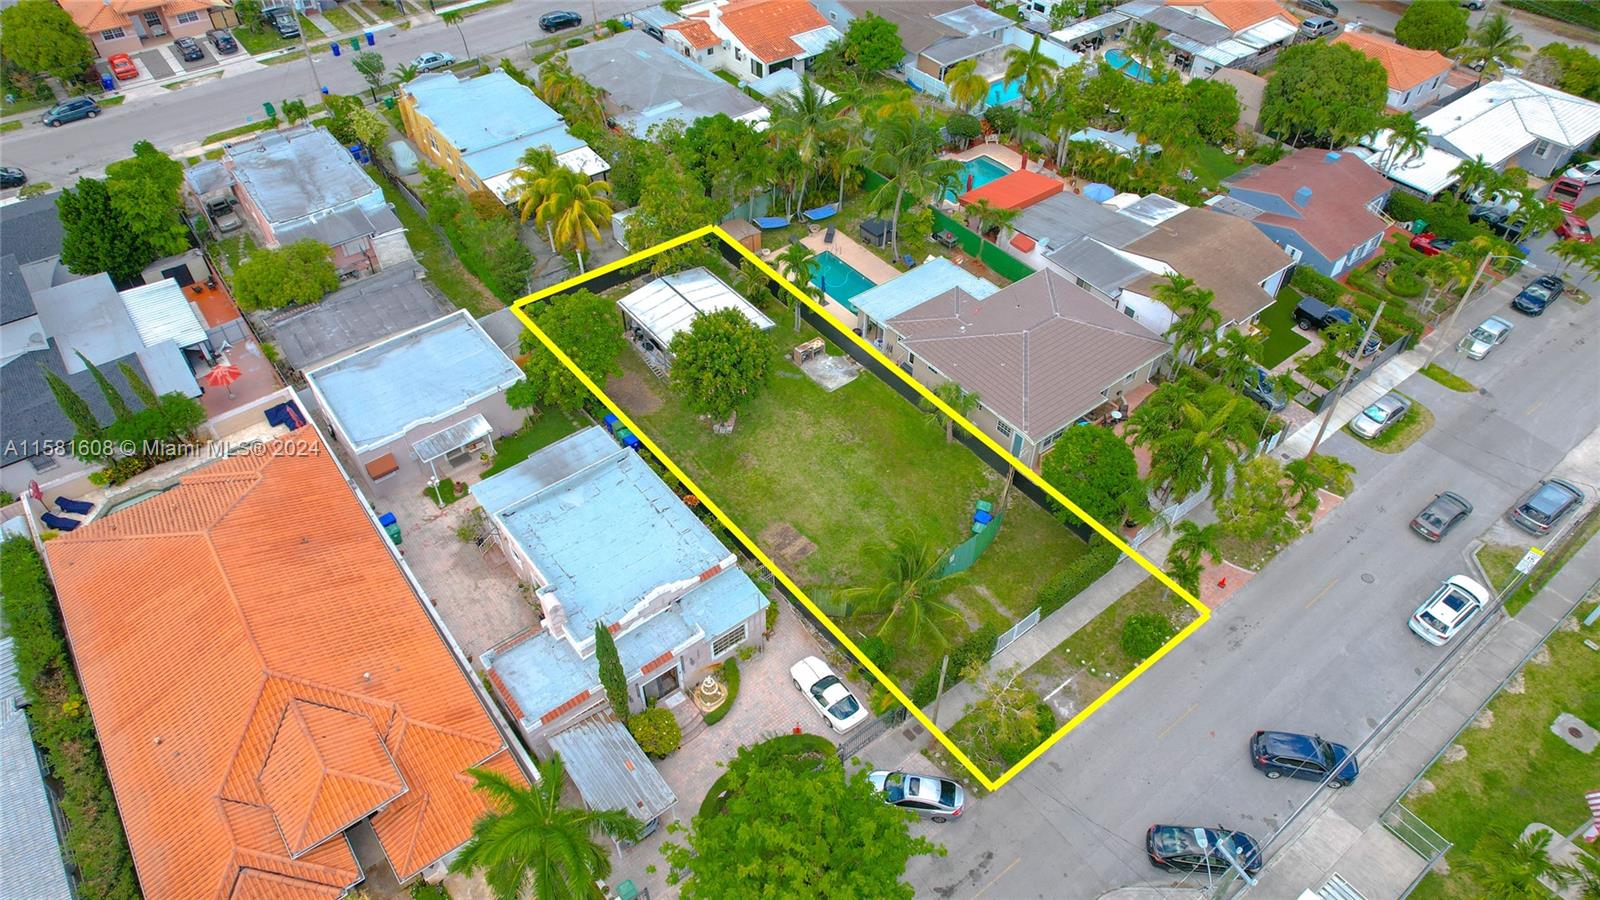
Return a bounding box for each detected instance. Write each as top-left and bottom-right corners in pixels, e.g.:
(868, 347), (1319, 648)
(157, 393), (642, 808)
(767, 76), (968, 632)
(993, 606), (1042, 658)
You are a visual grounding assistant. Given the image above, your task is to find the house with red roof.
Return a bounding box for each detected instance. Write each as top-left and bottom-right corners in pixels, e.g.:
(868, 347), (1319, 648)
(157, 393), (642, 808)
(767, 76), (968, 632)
(663, 0), (842, 80)
(1213, 147), (1394, 278)
(56, 0), (225, 61)
(1332, 30), (1452, 112)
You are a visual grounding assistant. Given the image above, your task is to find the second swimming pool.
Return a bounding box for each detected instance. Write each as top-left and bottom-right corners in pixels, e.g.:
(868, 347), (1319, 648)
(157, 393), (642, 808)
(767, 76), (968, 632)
(812, 251), (876, 313)
(1105, 48), (1154, 83)
(946, 154), (1013, 202)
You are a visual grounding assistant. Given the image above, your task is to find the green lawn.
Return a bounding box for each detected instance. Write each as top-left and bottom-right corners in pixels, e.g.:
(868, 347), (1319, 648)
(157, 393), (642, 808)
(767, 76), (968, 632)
(1503, 508), (1600, 616)
(1405, 610), (1600, 899)
(1349, 398), (1433, 454)
(320, 4), (362, 32)
(0, 120), (21, 133)
(602, 316), (1086, 683)
(232, 16), (316, 54)
(1256, 287), (1311, 368)
(1193, 145), (1245, 189)
(369, 166), (502, 315)
(483, 410), (586, 477)
(1474, 542), (1523, 593)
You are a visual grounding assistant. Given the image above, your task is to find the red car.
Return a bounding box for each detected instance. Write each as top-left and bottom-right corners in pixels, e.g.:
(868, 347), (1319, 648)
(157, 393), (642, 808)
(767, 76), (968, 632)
(1556, 213), (1593, 243)
(1547, 176), (1585, 211)
(1409, 232), (1456, 256)
(108, 53), (139, 81)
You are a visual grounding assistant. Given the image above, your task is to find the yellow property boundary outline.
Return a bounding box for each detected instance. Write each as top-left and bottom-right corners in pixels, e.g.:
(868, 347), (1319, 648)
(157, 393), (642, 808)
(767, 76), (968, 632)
(511, 225), (1209, 791)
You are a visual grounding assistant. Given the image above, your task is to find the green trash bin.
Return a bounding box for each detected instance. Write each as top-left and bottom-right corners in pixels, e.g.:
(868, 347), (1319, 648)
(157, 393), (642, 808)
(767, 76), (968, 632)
(383, 95), (396, 110)
(385, 522), (402, 546)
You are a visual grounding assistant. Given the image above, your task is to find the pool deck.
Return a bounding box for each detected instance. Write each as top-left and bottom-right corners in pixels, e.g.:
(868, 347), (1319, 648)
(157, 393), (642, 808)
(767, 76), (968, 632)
(799, 230), (900, 331)
(947, 143), (1026, 172)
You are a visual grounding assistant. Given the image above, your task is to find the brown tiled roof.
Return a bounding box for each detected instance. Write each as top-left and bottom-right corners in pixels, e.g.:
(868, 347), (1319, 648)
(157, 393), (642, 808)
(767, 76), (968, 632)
(1332, 31), (1452, 92)
(1164, 0), (1293, 31)
(718, 0), (829, 63)
(665, 19), (720, 50)
(839, 0), (970, 55)
(887, 270), (1169, 440)
(46, 433), (520, 900)
(1224, 147), (1393, 260)
(1123, 207), (1293, 325)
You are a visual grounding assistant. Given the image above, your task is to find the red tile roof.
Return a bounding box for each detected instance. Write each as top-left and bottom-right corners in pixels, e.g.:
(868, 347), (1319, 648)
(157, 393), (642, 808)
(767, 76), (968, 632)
(960, 169), (1065, 210)
(1164, 0), (1293, 31)
(46, 432), (521, 900)
(1225, 147), (1393, 260)
(665, 19), (720, 50)
(718, 0), (829, 63)
(59, 0), (222, 31)
(1332, 31), (1452, 92)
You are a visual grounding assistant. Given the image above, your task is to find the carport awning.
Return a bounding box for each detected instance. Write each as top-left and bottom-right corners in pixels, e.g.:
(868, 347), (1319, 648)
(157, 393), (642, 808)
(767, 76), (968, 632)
(548, 718), (677, 823)
(412, 414), (491, 463)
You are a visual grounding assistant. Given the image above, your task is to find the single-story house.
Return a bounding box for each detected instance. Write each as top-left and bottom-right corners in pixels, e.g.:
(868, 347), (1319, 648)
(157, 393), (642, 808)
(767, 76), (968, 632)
(852, 256), (998, 342)
(883, 269), (1170, 465)
(43, 432), (523, 895)
(184, 125), (413, 279)
(1419, 75), (1600, 178)
(399, 71), (609, 203)
(1, 636), (74, 900)
(1348, 130), (1464, 200)
(616, 267), (775, 363)
(255, 261), (451, 371)
(304, 310), (523, 487)
(1069, 127), (1160, 157)
(1214, 147), (1394, 278)
(1049, 10), (1130, 52)
(665, 0), (840, 81)
(748, 67), (838, 105)
(563, 30), (769, 138)
(1113, 0), (1299, 77)
(57, 0), (224, 61)
(475, 426), (767, 753)
(1332, 29), (1452, 112)
(811, 0), (1018, 103)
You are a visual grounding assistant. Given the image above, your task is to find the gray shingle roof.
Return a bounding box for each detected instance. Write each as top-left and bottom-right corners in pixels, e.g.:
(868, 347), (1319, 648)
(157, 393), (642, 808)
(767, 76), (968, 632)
(256, 262), (450, 369)
(1, 254), (37, 325)
(0, 192), (64, 267)
(563, 31), (765, 137)
(1, 341), (157, 466)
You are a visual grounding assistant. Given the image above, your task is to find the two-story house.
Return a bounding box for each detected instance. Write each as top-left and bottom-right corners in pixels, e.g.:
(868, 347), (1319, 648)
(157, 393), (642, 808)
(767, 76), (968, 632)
(663, 0), (841, 81)
(1332, 30), (1452, 112)
(1213, 148), (1394, 278)
(59, 0), (226, 61)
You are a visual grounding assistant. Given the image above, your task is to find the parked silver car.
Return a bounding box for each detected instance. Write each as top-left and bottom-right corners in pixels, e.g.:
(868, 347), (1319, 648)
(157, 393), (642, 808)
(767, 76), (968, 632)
(1349, 392), (1411, 439)
(868, 770), (965, 822)
(411, 51), (456, 72)
(1459, 316), (1512, 360)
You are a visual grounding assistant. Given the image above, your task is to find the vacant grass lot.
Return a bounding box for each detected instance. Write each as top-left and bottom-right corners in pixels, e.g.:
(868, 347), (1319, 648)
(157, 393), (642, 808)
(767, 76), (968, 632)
(602, 316), (1087, 684)
(1406, 608), (1600, 899)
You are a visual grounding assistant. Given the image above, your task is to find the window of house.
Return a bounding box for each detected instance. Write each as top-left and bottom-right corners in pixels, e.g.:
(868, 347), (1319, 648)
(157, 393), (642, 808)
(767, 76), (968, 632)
(751, 58), (762, 77)
(426, 134), (439, 153)
(711, 622), (746, 657)
(101, 26), (126, 39)
(1533, 140), (1551, 158)
(1123, 306), (1137, 318)
(174, 10), (200, 23)
(997, 420), (1013, 437)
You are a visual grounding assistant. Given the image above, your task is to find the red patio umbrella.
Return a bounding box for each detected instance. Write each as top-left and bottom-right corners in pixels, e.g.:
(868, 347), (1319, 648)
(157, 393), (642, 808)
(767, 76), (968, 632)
(204, 362), (242, 398)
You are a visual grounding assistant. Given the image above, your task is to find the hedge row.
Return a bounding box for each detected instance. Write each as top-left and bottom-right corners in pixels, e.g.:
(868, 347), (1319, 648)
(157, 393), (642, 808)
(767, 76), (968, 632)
(909, 624), (999, 706)
(1505, 0), (1600, 30)
(1038, 540), (1123, 618)
(0, 538), (139, 898)
(1292, 265), (1424, 344)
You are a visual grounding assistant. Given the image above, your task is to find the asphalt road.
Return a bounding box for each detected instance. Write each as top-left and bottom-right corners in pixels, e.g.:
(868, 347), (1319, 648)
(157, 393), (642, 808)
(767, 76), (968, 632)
(905, 235), (1600, 899)
(0, 0), (635, 187)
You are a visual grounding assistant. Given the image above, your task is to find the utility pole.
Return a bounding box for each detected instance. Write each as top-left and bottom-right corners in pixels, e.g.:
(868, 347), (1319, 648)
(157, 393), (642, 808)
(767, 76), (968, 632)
(1424, 250), (1494, 372)
(1306, 302), (1384, 459)
(297, 14), (321, 101)
(929, 654), (950, 727)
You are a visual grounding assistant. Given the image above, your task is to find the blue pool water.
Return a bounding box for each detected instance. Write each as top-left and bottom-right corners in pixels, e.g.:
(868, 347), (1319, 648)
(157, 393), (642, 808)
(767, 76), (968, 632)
(945, 154), (1014, 202)
(812, 251), (876, 313)
(985, 77), (1024, 107)
(1105, 48), (1154, 83)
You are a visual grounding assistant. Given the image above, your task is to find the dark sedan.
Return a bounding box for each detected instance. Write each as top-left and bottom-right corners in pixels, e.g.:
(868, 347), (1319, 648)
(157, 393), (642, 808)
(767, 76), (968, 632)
(1411, 491), (1473, 542)
(0, 167), (25, 189)
(208, 29), (239, 54)
(1511, 275), (1565, 316)
(1250, 730), (1359, 787)
(1147, 825), (1263, 875)
(539, 9), (582, 31)
(174, 36), (205, 61)
(1507, 478), (1585, 536)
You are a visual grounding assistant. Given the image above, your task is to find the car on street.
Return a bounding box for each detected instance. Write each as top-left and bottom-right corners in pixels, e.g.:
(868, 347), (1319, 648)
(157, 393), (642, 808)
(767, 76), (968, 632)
(1565, 159), (1600, 186)
(1147, 825), (1263, 875)
(174, 36), (205, 61)
(1349, 392), (1410, 440)
(1547, 176), (1585, 211)
(1295, 0), (1337, 14)
(1511, 275), (1564, 316)
(1242, 366), (1287, 411)
(1409, 575), (1490, 646)
(1555, 214), (1592, 243)
(1507, 478), (1585, 536)
(108, 53), (139, 80)
(1411, 491), (1474, 542)
(539, 9), (582, 31)
(208, 29), (239, 54)
(42, 97), (100, 126)
(0, 167), (26, 189)
(1408, 232), (1455, 256)
(868, 770), (965, 822)
(1459, 315), (1512, 360)
(411, 51), (456, 72)
(1249, 730), (1359, 787)
(1298, 16), (1338, 39)
(790, 655), (868, 732)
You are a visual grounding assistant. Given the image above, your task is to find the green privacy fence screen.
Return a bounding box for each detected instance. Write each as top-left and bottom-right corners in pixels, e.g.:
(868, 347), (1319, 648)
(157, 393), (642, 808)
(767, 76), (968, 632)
(860, 169), (1037, 283)
(938, 510), (1003, 577)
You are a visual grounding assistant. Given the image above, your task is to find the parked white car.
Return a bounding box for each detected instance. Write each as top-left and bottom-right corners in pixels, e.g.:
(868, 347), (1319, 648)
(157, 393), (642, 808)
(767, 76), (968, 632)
(411, 51), (456, 72)
(790, 655), (869, 732)
(1563, 159), (1600, 186)
(1459, 316), (1513, 360)
(1408, 575), (1490, 646)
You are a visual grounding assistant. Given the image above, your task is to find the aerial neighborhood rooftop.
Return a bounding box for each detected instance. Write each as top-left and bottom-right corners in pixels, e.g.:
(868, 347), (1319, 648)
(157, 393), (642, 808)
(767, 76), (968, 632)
(2, 0), (1598, 898)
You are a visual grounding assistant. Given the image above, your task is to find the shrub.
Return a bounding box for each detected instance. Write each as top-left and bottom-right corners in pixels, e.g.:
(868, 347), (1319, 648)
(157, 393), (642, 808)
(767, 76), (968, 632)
(702, 658), (740, 726)
(1385, 266), (1425, 298)
(946, 112), (980, 146)
(1386, 191), (1428, 225)
(411, 884), (450, 900)
(765, 596), (779, 634)
(1291, 266), (1345, 305)
(1038, 540), (1122, 617)
(627, 707), (682, 757)
(565, 37), (586, 48)
(1342, 288), (1425, 342)
(1120, 612), (1175, 660)
(852, 634), (893, 670)
(909, 624), (998, 706)
(982, 105), (1018, 137)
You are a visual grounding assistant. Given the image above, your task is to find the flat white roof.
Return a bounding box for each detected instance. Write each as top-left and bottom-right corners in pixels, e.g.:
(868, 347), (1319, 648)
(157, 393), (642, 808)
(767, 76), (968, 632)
(1349, 132), (1464, 197)
(617, 267), (775, 349)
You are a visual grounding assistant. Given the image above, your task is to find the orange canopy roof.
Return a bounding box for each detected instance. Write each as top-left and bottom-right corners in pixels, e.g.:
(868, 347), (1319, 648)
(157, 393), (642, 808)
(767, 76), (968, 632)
(960, 169), (1065, 210)
(59, 0), (222, 32)
(1164, 0), (1292, 32)
(47, 432), (521, 899)
(1332, 31), (1453, 92)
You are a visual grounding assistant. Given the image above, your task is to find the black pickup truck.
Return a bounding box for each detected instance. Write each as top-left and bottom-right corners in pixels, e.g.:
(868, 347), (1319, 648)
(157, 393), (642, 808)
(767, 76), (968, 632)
(1293, 296), (1381, 356)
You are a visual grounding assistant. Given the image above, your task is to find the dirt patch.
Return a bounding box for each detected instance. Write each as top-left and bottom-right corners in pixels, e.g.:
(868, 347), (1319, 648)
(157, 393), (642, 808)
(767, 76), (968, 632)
(1532, 645), (1553, 666)
(1506, 671), (1526, 694)
(605, 366), (663, 415)
(1408, 778), (1436, 798)
(1442, 744), (1467, 764)
(1472, 709), (1495, 730)
(760, 522), (817, 571)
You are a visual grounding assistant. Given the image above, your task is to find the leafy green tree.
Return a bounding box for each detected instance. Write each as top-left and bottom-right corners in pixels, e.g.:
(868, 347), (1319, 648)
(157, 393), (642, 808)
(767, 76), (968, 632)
(1456, 12), (1529, 82)
(57, 178), (150, 283)
(1040, 425), (1141, 531)
(1183, 78), (1241, 143)
(593, 620), (631, 723)
(957, 662), (1054, 768)
(76, 352), (131, 420)
(925, 379), (979, 443)
(325, 95), (390, 149)
(1216, 456), (1298, 543)
(867, 109), (958, 261)
(233, 241), (340, 311)
(627, 707), (681, 757)
(510, 289), (626, 412)
(449, 756), (640, 900)
(1261, 42), (1388, 147)
(281, 98), (310, 125)
(662, 739), (941, 899)
(105, 140), (189, 262)
(1533, 43), (1600, 102)
(351, 51), (387, 97)
(624, 156), (721, 253)
(669, 307), (772, 423)
(0, 0), (93, 79)
(117, 362), (160, 409)
(1394, 0), (1468, 53)
(834, 12), (903, 73)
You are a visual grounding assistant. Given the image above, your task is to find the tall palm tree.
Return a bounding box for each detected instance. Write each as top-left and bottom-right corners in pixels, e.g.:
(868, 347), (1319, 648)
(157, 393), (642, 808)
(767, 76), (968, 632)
(1379, 112), (1430, 171)
(776, 241), (817, 329)
(826, 85), (870, 205)
(1559, 847), (1600, 899)
(1461, 827), (1567, 898)
(531, 167), (613, 273)
(1042, 77), (1087, 170)
(1549, 235), (1597, 274)
(1456, 12), (1530, 82)
(1146, 396), (1257, 500)
(1165, 557), (1203, 598)
(867, 110), (957, 261)
(1126, 21), (1165, 72)
(944, 58), (991, 114)
(442, 9), (469, 56)
(925, 379), (979, 443)
(964, 197), (1017, 269)
(837, 537), (964, 647)
(1156, 274), (1222, 365)
(1448, 154), (1497, 201)
(511, 146), (561, 245)
(1167, 520), (1221, 574)
(1212, 328), (1261, 392)
(536, 54), (580, 108)
(1003, 34), (1060, 109)
(771, 75), (832, 215)
(449, 756), (640, 900)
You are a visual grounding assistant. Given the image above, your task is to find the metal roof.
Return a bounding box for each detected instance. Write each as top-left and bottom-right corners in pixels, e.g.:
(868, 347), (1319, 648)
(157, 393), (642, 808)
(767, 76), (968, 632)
(852, 258), (998, 325)
(258, 262), (449, 369)
(1349, 132), (1464, 198)
(748, 68), (838, 104)
(274, 205), (378, 248)
(1117, 193), (1189, 226)
(1420, 76), (1600, 167)
(548, 718), (678, 823)
(792, 24), (843, 56)
(932, 4), (1011, 34)
(412, 413), (492, 463)
(1014, 190), (1154, 252)
(632, 3), (682, 28)
(617, 267), (774, 350)
(0, 637), (74, 900)
(118, 278), (209, 350)
(921, 33), (1002, 66)
(1050, 10), (1128, 44)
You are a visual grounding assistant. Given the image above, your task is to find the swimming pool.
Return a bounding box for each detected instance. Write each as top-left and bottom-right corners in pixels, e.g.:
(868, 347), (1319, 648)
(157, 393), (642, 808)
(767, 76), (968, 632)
(985, 77), (1024, 108)
(1105, 48), (1154, 83)
(812, 251), (876, 313)
(946, 154), (1013, 202)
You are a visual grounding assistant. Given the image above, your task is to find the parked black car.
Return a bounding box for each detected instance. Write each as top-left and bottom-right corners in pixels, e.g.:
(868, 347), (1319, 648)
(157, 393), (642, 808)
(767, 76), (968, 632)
(1147, 825), (1263, 875)
(1511, 274), (1565, 316)
(42, 97), (100, 127)
(1251, 730), (1360, 787)
(1410, 492), (1473, 542)
(1507, 478), (1585, 536)
(539, 9), (582, 31)
(264, 7), (300, 38)
(208, 29), (239, 54)
(174, 36), (205, 61)
(0, 167), (26, 189)
(1294, 296), (1380, 354)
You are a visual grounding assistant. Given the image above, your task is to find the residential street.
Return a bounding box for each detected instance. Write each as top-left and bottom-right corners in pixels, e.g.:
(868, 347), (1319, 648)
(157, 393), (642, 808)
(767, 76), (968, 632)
(900, 239), (1600, 899)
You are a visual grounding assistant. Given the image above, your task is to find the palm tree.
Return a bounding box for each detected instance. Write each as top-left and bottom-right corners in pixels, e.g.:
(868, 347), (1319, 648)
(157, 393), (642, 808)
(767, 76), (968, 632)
(1518, 197), (1568, 239)
(867, 110), (956, 261)
(771, 75), (832, 215)
(1041, 72), (1087, 171)
(836, 537), (964, 647)
(1379, 112), (1430, 171)
(1449, 154), (1497, 200)
(511, 146), (561, 244)
(1212, 328), (1261, 392)
(1559, 847), (1600, 899)
(1461, 827), (1567, 898)
(1550, 235), (1596, 274)
(1156, 274), (1221, 365)
(448, 756), (640, 900)
(944, 58), (990, 114)
(1126, 20), (1165, 72)
(1456, 12), (1530, 82)
(777, 241), (817, 328)
(536, 53), (580, 107)
(1003, 34), (1060, 109)
(925, 379), (979, 443)
(964, 197), (1018, 269)
(1165, 557), (1203, 598)
(531, 167), (612, 273)
(1167, 520), (1221, 575)
(1146, 396), (1257, 500)
(442, 9), (469, 56)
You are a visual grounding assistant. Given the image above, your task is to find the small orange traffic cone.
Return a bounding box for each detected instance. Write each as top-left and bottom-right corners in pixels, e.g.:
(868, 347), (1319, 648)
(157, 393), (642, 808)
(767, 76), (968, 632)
(1218, 577), (1228, 589)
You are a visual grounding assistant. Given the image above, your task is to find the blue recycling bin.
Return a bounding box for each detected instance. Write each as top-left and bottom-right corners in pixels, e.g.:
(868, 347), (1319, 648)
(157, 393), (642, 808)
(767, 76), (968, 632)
(378, 512), (397, 528)
(603, 413), (620, 433)
(100, 73), (114, 91)
(331, 41), (341, 56)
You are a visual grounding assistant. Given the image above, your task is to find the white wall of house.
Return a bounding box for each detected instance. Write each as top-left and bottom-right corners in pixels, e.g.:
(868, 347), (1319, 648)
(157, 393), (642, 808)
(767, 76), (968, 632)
(1390, 73), (1446, 111)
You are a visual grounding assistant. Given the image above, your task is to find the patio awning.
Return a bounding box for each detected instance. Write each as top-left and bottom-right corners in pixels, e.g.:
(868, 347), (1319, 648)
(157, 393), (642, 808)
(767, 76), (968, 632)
(548, 718), (678, 823)
(412, 414), (491, 463)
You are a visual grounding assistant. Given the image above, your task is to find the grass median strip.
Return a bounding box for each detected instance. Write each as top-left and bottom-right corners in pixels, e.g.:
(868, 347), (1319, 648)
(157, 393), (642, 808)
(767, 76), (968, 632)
(1504, 507), (1600, 617)
(1349, 398), (1433, 454)
(1418, 363), (1475, 393)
